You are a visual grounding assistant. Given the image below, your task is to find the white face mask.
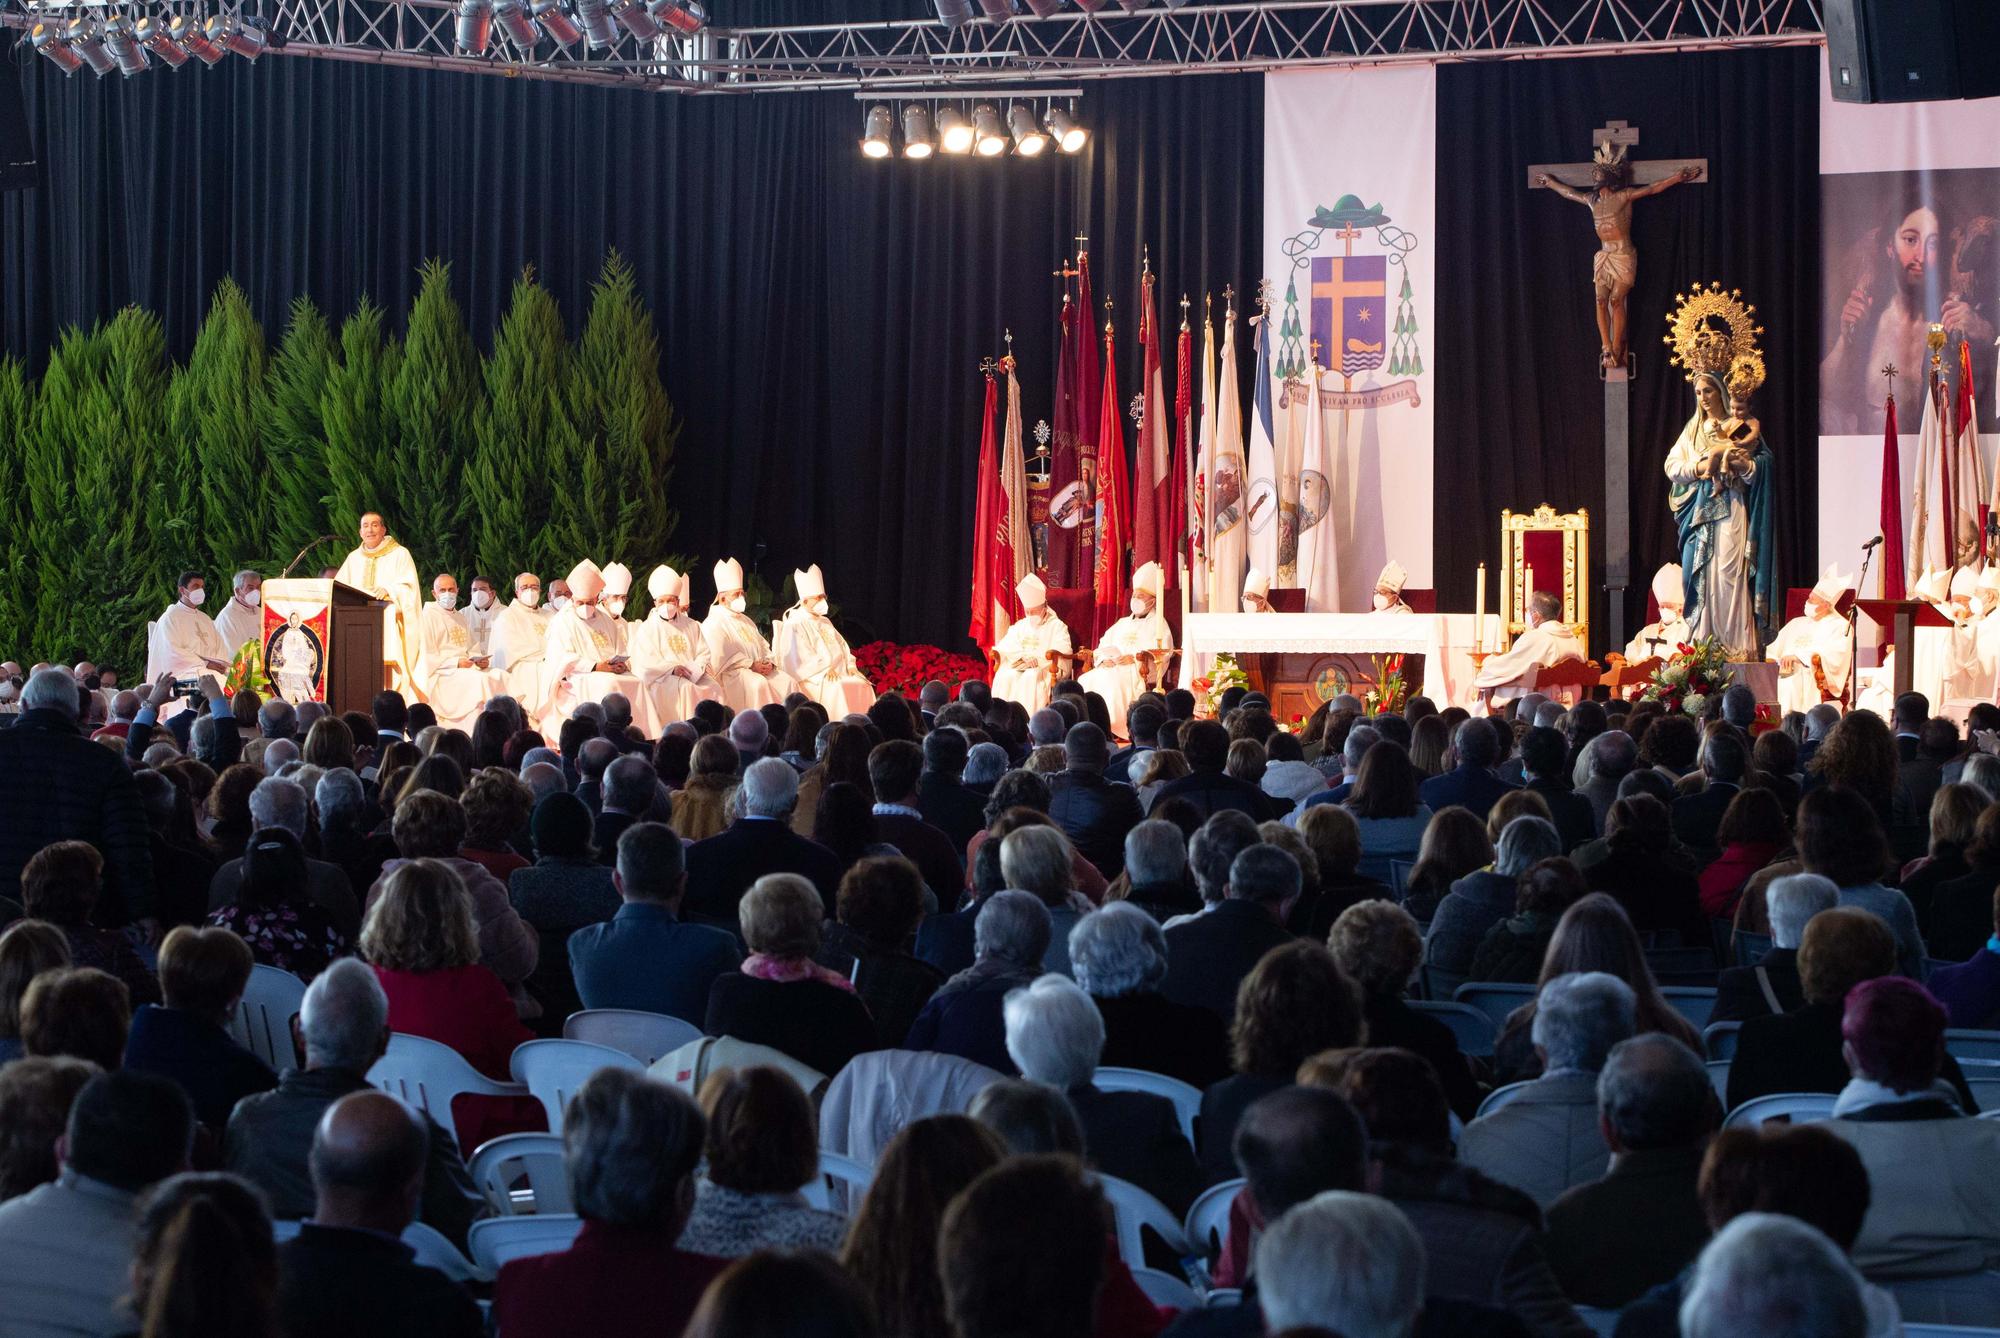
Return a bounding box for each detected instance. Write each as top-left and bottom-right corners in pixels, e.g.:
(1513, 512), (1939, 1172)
(1130, 598), (1150, 618)
(185, 588), (206, 607)
(436, 591), (458, 610)
(471, 590), (493, 610)
(241, 589), (261, 607)
(661, 601), (681, 620)
(809, 597), (829, 616)
(519, 588), (541, 609)
(1371, 592), (1393, 611)
(606, 597), (627, 616)
(551, 595), (571, 612)
(729, 595), (748, 615)
(1242, 596), (1265, 613)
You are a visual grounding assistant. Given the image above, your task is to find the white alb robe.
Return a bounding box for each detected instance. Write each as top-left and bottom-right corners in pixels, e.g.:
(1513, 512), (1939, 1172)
(701, 607), (795, 712)
(1766, 613), (1853, 715)
(777, 608), (876, 715)
(333, 539), (422, 695)
(147, 603), (230, 682)
(1077, 613), (1174, 739)
(542, 605), (646, 731)
(214, 597), (264, 660)
(1472, 620), (1584, 709)
(629, 609), (725, 725)
(990, 613), (1073, 714)
(461, 602), (499, 656)
(1625, 615), (1691, 664)
(489, 601), (551, 712)
(414, 602), (508, 732)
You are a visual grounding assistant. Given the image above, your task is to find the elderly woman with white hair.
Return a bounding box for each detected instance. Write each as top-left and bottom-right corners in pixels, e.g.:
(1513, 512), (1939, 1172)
(999, 825), (1095, 977)
(906, 890), (1051, 1076)
(1422, 815), (1565, 988)
(1711, 872), (1836, 1024)
(1067, 902), (1229, 1088)
(1002, 974), (1201, 1214)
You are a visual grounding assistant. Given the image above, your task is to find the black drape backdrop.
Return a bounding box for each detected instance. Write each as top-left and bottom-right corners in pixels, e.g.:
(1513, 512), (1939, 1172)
(1434, 48), (1822, 644)
(0, 56), (1261, 649)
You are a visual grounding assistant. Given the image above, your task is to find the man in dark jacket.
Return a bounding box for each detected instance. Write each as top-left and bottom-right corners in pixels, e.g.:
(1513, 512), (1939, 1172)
(1162, 843), (1298, 1021)
(915, 727), (988, 852)
(1520, 727), (1595, 852)
(1046, 723), (1143, 881)
(906, 891), (1049, 1075)
(1104, 700), (1164, 786)
(590, 754), (656, 866)
(867, 740), (964, 900)
(682, 759), (844, 922)
(1669, 731), (1746, 869)
(0, 667), (154, 925)
(1710, 871), (1832, 1024)
(570, 821), (740, 1024)
(1146, 720), (1277, 821)
(1418, 718), (1519, 821)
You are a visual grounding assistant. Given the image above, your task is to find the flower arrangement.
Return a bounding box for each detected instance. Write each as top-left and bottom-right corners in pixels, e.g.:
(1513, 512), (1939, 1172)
(1359, 653), (1409, 715)
(1189, 652), (1249, 718)
(852, 641), (990, 697)
(1641, 635), (1732, 717)
(223, 638), (272, 699)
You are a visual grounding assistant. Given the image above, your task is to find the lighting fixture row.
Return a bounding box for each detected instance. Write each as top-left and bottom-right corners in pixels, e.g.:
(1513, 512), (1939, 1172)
(453, 0), (704, 54)
(861, 101), (1087, 160)
(935, 0), (1195, 24)
(29, 7), (271, 76)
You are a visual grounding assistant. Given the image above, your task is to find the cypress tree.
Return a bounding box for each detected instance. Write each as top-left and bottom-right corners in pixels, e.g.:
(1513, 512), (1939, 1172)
(171, 278), (270, 577)
(469, 270), (573, 584)
(322, 299), (402, 540)
(566, 251), (679, 564)
(262, 296), (339, 572)
(0, 358), (35, 654)
(386, 259), (481, 580)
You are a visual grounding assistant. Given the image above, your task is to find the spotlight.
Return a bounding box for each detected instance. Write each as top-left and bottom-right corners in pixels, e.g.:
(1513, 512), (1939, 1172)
(532, 0), (583, 48)
(1009, 103), (1047, 155)
(972, 103), (1008, 156)
(206, 14), (270, 60)
(102, 14), (149, 75)
(65, 18), (117, 77)
(977, 0), (1014, 18)
(650, 0), (707, 33)
(933, 0), (977, 24)
(573, 0), (617, 48)
(937, 106), (974, 154)
(30, 21), (84, 75)
(173, 14), (227, 63)
(456, 0), (493, 54)
(493, 0), (543, 47)
(135, 15), (190, 66)
(612, 0), (662, 41)
(860, 104), (894, 159)
(1046, 106), (1087, 153)
(901, 105), (934, 158)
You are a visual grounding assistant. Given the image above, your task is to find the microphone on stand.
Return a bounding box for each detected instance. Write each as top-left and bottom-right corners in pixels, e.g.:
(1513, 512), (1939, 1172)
(1860, 534), (1884, 552)
(282, 534), (345, 579)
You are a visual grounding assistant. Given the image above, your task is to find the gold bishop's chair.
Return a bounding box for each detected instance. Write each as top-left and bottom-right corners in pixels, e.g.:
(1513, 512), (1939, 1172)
(1500, 504), (1591, 648)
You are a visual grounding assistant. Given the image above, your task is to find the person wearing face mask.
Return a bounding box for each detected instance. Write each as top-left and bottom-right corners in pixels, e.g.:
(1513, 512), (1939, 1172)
(776, 563), (876, 716)
(333, 511), (422, 695)
(543, 559), (647, 732)
(1769, 564), (1856, 715)
(415, 574), (508, 732)
(629, 565), (725, 724)
(546, 579), (572, 616)
(1371, 560), (1414, 614)
(1241, 567), (1273, 614)
(145, 572), (232, 715)
(990, 573), (1072, 715)
(701, 558), (796, 712)
(1077, 561), (1174, 742)
(1471, 588), (1585, 714)
(490, 573), (553, 712)
(1624, 563), (1689, 662)
(215, 570), (265, 658)
(461, 575), (500, 655)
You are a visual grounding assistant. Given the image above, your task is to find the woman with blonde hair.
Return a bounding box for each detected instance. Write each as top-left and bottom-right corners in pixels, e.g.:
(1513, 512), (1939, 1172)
(1400, 805), (1493, 923)
(671, 734), (740, 843)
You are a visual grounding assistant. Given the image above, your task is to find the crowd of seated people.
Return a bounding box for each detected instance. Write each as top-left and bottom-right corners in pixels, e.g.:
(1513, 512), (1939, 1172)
(6, 657), (2000, 1336)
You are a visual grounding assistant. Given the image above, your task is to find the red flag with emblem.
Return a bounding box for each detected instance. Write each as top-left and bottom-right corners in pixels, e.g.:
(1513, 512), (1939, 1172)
(968, 365), (1011, 651)
(1133, 268), (1173, 580)
(1093, 314), (1130, 638)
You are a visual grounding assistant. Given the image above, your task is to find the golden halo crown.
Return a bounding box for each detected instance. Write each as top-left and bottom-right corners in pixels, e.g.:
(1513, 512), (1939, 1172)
(1725, 352), (1766, 400)
(1664, 282), (1764, 383)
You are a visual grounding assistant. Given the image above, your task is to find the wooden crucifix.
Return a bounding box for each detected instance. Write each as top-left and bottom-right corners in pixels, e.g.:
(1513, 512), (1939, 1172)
(1527, 121), (1707, 371)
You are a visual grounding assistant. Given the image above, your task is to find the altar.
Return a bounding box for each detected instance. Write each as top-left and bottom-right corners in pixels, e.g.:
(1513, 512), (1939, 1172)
(1183, 611), (1506, 717)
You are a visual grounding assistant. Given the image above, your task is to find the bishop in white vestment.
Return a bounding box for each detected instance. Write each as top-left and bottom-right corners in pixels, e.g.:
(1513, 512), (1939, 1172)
(629, 565), (725, 724)
(1472, 591), (1584, 711)
(778, 564), (876, 716)
(990, 574), (1071, 715)
(214, 570), (265, 660)
(462, 577), (500, 656)
(333, 512), (422, 695)
(1767, 564), (1854, 715)
(1078, 562), (1175, 739)
(541, 560), (646, 731)
(1242, 567), (1274, 614)
(489, 573), (551, 713)
(702, 558), (796, 711)
(146, 575), (232, 715)
(1372, 561), (1415, 615)
(414, 575), (508, 732)
(1625, 563), (1692, 663)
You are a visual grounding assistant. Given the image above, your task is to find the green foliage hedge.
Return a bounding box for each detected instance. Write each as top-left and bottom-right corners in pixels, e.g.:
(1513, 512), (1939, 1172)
(0, 253), (679, 671)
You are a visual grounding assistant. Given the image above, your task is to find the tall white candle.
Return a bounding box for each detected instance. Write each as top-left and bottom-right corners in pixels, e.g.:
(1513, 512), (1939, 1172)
(1474, 562), (1486, 652)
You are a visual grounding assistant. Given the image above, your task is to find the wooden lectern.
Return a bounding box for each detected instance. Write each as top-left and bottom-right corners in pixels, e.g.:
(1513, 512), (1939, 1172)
(1853, 599), (1953, 701)
(260, 579), (388, 716)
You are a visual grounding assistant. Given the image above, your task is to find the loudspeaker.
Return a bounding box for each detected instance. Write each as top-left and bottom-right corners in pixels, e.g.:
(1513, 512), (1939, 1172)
(0, 60), (32, 192)
(1826, 0), (2000, 104)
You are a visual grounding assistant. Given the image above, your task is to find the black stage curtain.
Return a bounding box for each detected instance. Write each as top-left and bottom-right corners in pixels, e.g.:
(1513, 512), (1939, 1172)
(1434, 49), (1822, 647)
(0, 57), (1260, 649)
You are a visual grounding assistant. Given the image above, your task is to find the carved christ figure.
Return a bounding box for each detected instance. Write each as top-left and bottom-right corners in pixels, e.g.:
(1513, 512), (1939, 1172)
(1537, 152), (1701, 368)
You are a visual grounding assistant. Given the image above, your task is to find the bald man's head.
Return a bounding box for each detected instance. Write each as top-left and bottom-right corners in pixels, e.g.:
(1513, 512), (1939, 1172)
(310, 1091), (428, 1231)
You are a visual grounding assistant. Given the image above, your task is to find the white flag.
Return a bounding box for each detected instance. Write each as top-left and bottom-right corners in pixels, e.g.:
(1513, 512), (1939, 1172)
(1298, 367), (1341, 611)
(1210, 307), (1248, 614)
(1910, 373), (1951, 587)
(1246, 305), (1280, 584)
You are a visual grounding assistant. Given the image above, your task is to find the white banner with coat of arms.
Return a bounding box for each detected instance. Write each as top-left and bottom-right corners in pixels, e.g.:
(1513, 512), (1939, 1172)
(1263, 65), (1436, 611)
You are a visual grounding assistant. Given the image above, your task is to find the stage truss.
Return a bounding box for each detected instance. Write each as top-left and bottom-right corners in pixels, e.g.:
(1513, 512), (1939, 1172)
(2, 0), (1826, 93)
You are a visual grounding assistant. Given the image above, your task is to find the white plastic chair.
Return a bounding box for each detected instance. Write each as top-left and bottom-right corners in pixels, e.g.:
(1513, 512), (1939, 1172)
(1721, 1092), (1837, 1130)
(1452, 982), (1535, 1032)
(468, 1132), (573, 1215)
(1966, 1078), (2000, 1115)
(1130, 1267), (1203, 1312)
(1706, 1060), (1731, 1103)
(563, 1009), (704, 1066)
(1184, 1177), (1243, 1259)
(1475, 1081), (1534, 1119)
(1661, 986), (1719, 1029)
(272, 1219), (304, 1242)
(509, 1039), (644, 1134)
(367, 1033), (529, 1153)
(1096, 1066), (1201, 1145)
(1703, 1020), (1741, 1061)
(1902, 1323), (2000, 1336)
(1099, 1173), (1191, 1269)
(467, 1213), (585, 1273)
(1575, 1306), (1623, 1336)
(1948, 1030), (2000, 1063)
(800, 1150), (875, 1214)
(230, 964), (308, 1071)
(1408, 1000), (1497, 1057)
(273, 1218), (485, 1282)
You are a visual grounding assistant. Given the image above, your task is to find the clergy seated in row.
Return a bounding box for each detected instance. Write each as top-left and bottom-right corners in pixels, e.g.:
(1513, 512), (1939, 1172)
(146, 573), (232, 717)
(776, 563), (876, 716)
(489, 572), (553, 710)
(333, 512), (421, 696)
(1624, 563), (1689, 663)
(213, 570), (265, 663)
(1372, 559), (1414, 614)
(541, 559), (646, 733)
(1078, 561), (1175, 742)
(702, 558), (796, 712)
(413, 574), (508, 733)
(1858, 565), (1980, 719)
(1471, 589), (1583, 712)
(1960, 564), (2000, 701)
(990, 574), (1072, 715)
(460, 576), (500, 655)
(1767, 563), (1854, 715)
(628, 564), (724, 722)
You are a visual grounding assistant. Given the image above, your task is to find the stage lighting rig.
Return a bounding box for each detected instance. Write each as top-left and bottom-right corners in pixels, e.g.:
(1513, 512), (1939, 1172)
(172, 14), (227, 63)
(1046, 105), (1087, 152)
(456, 0), (493, 54)
(937, 106), (973, 154)
(650, 0), (705, 34)
(206, 13), (271, 60)
(102, 16), (149, 75)
(492, 0), (543, 47)
(901, 104), (934, 158)
(29, 21), (84, 74)
(972, 103), (1007, 156)
(134, 15), (189, 66)
(860, 103), (894, 158)
(65, 18), (118, 76)
(532, 0), (583, 49)
(1008, 102), (1046, 155)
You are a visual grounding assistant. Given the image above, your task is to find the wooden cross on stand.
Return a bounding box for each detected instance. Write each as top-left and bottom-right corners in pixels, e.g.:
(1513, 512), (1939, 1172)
(1524, 121), (1706, 196)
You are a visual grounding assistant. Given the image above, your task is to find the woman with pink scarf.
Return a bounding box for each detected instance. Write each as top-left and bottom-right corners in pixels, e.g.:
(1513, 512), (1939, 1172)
(702, 872), (879, 1077)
